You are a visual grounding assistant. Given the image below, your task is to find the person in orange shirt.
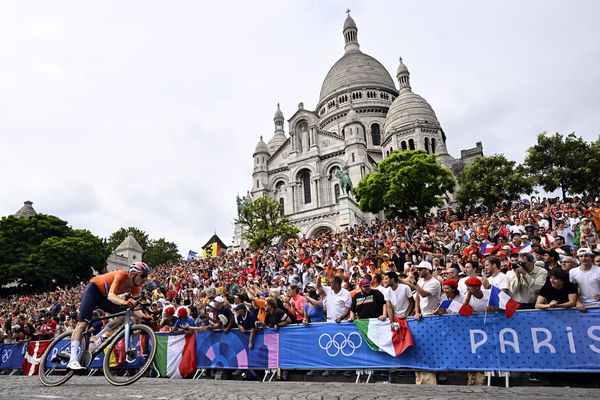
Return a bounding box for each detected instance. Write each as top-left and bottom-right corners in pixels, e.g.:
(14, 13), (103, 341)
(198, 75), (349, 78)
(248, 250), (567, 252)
(67, 262), (151, 370)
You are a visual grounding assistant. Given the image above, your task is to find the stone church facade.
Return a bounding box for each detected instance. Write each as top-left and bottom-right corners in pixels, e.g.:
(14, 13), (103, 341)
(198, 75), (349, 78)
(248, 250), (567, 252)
(232, 13), (482, 249)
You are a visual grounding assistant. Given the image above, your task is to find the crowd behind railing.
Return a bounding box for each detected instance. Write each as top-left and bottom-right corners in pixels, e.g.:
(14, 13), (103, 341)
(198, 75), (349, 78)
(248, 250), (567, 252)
(1, 197), (599, 365)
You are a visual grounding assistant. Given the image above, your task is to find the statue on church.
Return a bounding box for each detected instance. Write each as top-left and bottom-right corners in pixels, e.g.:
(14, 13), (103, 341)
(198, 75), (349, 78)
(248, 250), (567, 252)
(300, 128), (309, 152)
(236, 194), (248, 216)
(335, 164), (353, 196)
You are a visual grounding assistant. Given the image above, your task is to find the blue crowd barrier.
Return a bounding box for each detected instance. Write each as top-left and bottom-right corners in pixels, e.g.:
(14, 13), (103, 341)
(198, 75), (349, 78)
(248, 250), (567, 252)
(279, 309), (600, 372)
(3, 309), (599, 375)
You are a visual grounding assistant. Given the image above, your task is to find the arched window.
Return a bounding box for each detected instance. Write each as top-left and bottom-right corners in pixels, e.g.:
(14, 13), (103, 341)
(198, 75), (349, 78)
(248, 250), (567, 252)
(299, 170), (311, 204)
(279, 198), (285, 216)
(401, 141), (407, 151)
(334, 184), (340, 203)
(424, 137), (430, 154)
(409, 139), (415, 150)
(275, 181), (284, 193)
(431, 138), (437, 153)
(371, 123), (381, 146)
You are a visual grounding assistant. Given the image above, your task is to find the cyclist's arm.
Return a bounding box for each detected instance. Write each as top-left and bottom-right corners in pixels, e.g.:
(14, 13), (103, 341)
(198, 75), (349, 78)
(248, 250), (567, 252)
(107, 273), (131, 306)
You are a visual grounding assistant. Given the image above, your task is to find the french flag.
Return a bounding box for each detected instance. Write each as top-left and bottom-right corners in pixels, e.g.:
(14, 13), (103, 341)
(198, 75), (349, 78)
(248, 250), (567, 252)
(479, 242), (498, 256)
(518, 242), (532, 253)
(439, 299), (473, 316)
(488, 286), (520, 318)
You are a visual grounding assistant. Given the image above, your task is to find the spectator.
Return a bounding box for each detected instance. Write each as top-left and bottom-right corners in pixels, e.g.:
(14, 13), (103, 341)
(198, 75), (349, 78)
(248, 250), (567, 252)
(316, 275), (352, 323)
(458, 261), (480, 296)
(435, 279), (463, 315)
(348, 278), (386, 321)
(506, 253), (548, 308)
(570, 248), (600, 311)
(383, 271), (414, 320)
(536, 269), (578, 310)
(482, 256), (509, 293)
(302, 284), (325, 324)
(408, 261), (441, 321)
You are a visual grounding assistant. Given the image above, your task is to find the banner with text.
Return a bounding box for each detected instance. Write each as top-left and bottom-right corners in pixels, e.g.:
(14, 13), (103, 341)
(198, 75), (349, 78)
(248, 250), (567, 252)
(279, 309), (600, 372)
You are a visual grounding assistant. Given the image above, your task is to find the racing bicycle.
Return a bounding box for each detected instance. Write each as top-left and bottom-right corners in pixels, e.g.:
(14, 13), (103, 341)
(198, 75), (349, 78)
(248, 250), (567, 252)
(39, 295), (157, 387)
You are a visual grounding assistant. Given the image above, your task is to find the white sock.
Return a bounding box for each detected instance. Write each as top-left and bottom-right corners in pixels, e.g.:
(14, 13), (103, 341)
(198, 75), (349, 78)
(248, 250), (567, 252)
(69, 340), (80, 363)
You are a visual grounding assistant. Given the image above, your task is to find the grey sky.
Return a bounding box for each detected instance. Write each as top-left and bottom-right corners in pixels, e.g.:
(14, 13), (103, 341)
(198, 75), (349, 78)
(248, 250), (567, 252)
(1, 1), (599, 255)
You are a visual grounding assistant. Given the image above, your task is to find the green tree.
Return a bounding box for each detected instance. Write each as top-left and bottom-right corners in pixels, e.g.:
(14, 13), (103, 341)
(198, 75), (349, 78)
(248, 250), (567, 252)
(354, 150), (455, 218)
(0, 215), (107, 290)
(456, 154), (534, 210)
(144, 238), (181, 267)
(107, 227), (150, 253)
(236, 196), (299, 249)
(524, 132), (590, 199)
(571, 135), (600, 197)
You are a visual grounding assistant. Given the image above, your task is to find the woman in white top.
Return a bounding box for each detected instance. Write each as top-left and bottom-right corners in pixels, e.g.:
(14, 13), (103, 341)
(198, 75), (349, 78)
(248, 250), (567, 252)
(435, 279), (464, 315)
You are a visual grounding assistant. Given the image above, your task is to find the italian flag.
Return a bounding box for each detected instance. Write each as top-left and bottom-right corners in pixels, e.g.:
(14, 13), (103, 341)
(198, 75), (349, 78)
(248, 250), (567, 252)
(154, 334), (196, 379)
(354, 318), (414, 357)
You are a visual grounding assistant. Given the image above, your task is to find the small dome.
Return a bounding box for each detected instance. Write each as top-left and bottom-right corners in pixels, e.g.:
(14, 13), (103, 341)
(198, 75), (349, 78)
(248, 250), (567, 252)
(383, 90), (439, 135)
(254, 137), (269, 154)
(397, 57), (409, 77)
(267, 132), (287, 153)
(273, 103), (284, 121)
(343, 15), (357, 30)
(318, 51), (396, 106)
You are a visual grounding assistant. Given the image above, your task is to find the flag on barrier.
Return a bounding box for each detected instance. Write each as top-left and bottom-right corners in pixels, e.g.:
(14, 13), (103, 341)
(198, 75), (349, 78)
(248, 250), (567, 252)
(354, 318), (414, 357)
(439, 299), (473, 316)
(22, 340), (50, 376)
(155, 334), (196, 379)
(488, 286), (520, 318)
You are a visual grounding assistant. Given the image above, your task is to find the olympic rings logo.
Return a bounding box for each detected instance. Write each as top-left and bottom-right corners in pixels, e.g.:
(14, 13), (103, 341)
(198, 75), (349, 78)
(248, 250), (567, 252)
(1, 349), (12, 363)
(318, 332), (363, 357)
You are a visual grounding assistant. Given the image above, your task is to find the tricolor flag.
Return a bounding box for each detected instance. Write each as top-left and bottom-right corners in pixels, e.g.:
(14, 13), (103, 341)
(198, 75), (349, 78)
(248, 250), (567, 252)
(488, 286), (520, 318)
(202, 242), (220, 258)
(354, 318), (414, 357)
(479, 242), (499, 256)
(154, 334), (196, 379)
(518, 242), (532, 253)
(22, 340), (50, 376)
(439, 299), (473, 316)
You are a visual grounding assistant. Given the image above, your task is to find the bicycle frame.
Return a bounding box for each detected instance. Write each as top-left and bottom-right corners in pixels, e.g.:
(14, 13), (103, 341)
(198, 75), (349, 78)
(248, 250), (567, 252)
(82, 308), (136, 364)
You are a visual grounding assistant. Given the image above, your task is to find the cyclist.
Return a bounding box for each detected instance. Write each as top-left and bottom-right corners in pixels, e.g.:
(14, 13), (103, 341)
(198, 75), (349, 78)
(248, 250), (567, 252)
(67, 262), (151, 370)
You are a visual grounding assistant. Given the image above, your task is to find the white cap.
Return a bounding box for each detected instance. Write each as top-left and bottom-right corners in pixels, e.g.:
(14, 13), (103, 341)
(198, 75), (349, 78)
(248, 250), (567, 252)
(214, 296), (225, 303)
(577, 247), (593, 256)
(417, 261), (433, 270)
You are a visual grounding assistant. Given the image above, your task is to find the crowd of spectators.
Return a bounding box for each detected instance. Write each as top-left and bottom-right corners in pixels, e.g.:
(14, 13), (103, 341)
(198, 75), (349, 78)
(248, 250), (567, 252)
(1, 196), (599, 383)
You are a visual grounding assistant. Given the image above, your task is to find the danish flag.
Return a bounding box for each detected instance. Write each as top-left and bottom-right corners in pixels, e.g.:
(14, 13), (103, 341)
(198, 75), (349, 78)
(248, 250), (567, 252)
(22, 340), (50, 375)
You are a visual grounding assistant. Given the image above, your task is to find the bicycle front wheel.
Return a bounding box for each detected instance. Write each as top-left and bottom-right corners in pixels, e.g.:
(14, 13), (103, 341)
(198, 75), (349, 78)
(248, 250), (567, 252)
(39, 330), (87, 387)
(102, 324), (157, 386)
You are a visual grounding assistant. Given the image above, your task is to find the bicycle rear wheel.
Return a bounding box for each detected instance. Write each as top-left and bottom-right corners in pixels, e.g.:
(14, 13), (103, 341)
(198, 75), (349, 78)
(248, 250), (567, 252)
(39, 331), (87, 387)
(102, 324), (157, 386)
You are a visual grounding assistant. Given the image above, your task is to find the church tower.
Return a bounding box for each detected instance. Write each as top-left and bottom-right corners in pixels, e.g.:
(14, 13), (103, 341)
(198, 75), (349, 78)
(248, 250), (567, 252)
(251, 136), (270, 198)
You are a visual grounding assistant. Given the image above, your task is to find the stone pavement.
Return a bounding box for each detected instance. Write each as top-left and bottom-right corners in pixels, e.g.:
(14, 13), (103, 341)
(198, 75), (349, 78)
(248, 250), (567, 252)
(2, 376), (599, 400)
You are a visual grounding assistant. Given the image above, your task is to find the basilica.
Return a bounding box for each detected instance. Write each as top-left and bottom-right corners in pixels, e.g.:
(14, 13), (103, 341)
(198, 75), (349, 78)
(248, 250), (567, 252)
(233, 13), (482, 249)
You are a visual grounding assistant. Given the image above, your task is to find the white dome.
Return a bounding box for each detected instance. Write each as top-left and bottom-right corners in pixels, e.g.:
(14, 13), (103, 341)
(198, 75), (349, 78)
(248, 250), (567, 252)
(383, 88), (439, 136)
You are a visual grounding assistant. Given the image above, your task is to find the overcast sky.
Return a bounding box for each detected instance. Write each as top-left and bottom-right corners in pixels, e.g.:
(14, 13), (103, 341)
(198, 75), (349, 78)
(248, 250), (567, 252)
(1, 1), (599, 255)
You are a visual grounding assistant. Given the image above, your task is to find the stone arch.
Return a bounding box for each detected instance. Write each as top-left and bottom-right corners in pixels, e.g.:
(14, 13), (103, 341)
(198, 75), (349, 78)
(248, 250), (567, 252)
(307, 223), (336, 238)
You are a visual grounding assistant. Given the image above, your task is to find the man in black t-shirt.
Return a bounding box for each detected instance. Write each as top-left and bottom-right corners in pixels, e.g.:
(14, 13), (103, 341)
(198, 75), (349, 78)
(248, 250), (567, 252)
(535, 269), (577, 309)
(349, 278), (387, 320)
(263, 299), (291, 329)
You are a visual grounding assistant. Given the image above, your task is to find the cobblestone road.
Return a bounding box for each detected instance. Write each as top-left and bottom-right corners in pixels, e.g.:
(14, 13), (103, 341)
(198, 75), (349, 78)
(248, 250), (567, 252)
(2, 376), (599, 400)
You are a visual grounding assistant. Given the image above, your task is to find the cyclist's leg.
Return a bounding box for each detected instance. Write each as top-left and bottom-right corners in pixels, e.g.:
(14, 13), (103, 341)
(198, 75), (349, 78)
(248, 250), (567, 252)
(69, 283), (99, 365)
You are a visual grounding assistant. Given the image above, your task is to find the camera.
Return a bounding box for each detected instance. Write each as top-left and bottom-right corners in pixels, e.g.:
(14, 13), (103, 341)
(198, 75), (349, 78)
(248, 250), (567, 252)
(511, 262), (525, 269)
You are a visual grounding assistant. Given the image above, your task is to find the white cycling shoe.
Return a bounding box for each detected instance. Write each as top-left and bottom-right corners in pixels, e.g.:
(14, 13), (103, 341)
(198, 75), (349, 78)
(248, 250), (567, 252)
(67, 360), (86, 370)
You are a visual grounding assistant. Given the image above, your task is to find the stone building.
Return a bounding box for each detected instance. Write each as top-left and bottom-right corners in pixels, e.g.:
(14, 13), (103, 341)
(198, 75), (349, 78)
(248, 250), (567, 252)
(233, 13), (482, 249)
(14, 201), (37, 218)
(106, 231), (144, 272)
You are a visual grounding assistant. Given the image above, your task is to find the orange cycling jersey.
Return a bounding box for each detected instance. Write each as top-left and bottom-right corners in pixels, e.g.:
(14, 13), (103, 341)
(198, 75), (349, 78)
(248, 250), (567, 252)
(91, 270), (141, 297)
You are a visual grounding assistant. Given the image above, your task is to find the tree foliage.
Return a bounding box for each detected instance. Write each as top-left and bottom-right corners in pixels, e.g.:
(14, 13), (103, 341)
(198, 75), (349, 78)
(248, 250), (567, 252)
(236, 196), (299, 249)
(144, 238), (181, 267)
(354, 150), (456, 218)
(456, 154), (534, 210)
(524, 132), (591, 198)
(0, 214), (107, 290)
